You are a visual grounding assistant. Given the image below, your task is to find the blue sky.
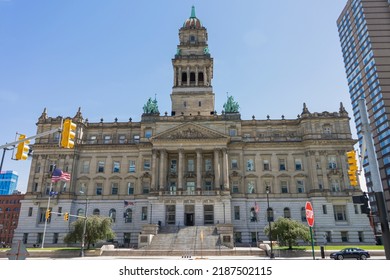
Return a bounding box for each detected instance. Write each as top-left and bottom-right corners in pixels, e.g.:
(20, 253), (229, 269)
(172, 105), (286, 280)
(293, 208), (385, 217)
(0, 0), (351, 193)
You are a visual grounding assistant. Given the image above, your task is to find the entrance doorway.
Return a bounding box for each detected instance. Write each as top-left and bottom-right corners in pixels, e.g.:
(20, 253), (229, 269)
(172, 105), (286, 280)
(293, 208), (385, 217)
(185, 213), (194, 226)
(184, 204), (195, 226)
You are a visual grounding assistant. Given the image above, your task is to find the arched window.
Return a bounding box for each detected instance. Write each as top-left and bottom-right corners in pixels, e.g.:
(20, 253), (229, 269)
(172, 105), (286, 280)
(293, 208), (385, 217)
(198, 72), (204, 83)
(109, 209), (116, 222)
(77, 208), (85, 218)
(267, 207), (274, 222)
(190, 72), (196, 83)
(182, 72), (187, 83)
(284, 207), (291, 218)
(93, 209), (100, 216)
(124, 208), (132, 223)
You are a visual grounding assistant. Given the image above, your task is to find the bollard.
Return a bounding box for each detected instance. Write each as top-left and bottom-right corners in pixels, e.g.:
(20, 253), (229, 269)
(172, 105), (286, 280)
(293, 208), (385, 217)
(320, 245), (325, 259)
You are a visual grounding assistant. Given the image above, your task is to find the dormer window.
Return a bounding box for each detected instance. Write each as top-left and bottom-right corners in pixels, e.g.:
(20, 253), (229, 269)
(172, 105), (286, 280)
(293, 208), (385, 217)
(190, 35), (196, 43)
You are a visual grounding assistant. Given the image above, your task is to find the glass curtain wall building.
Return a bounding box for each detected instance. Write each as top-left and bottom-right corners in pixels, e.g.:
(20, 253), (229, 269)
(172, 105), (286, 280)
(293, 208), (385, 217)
(0, 171), (18, 195)
(337, 0), (390, 229)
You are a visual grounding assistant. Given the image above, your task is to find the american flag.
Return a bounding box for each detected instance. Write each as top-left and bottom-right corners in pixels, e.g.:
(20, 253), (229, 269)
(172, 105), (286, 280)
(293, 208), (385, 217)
(254, 201), (260, 213)
(51, 168), (71, 182)
(124, 200), (134, 207)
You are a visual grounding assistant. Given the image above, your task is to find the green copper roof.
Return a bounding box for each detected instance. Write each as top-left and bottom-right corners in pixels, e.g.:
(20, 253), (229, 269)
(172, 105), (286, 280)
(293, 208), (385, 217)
(183, 6), (202, 28)
(190, 6), (196, 18)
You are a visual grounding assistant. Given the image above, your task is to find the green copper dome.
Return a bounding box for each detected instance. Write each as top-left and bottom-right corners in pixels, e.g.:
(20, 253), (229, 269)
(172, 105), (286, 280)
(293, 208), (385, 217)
(183, 6), (202, 28)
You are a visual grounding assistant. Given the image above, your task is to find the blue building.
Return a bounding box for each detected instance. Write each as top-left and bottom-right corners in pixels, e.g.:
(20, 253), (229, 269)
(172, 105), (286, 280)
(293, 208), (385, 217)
(0, 171), (18, 195)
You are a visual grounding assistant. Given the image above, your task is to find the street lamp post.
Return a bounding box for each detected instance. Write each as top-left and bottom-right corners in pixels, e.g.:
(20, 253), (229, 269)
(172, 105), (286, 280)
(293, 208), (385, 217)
(79, 191), (88, 257)
(266, 186), (275, 259)
(0, 147), (13, 172)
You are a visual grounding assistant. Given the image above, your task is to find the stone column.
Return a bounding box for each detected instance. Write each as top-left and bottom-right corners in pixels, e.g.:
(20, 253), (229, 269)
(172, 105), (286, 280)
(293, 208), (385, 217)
(222, 149), (230, 190)
(178, 149), (184, 190)
(195, 66), (198, 86)
(151, 149), (157, 191)
(178, 67), (182, 86)
(196, 149), (202, 190)
(173, 67), (177, 86)
(214, 149), (220, 190)
(187, 66), (190, 86)
(159, 150), (166, 191)
(320, 151), (329, 190)
(204, 66), (208, 86)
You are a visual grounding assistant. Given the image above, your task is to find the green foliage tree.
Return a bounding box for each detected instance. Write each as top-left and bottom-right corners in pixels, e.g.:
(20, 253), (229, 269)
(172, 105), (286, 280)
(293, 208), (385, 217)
(64, 215), (116, 249)
(264, 217), (310, 249)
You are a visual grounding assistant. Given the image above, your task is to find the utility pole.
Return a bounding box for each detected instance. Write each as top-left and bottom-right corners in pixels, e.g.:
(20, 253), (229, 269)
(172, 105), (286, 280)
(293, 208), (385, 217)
(358, 99), (390, 260)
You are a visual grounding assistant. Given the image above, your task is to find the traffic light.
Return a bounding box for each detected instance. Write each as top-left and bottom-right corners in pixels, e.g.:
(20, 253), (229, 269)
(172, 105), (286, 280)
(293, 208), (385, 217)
(346, 150), (358, 187)
(15, 134), (30, 160)
(45, 209), (51, 220)
(64, 212), (69, 221)
(61, 119), (77, 149)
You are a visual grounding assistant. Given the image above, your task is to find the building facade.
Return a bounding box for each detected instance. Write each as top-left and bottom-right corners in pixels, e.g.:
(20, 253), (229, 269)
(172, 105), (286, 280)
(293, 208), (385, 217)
(14, 7), (374, 247)
(337, 0), (390, 231)
(0, 171), (18, 195)
(0, 193), (24, 246)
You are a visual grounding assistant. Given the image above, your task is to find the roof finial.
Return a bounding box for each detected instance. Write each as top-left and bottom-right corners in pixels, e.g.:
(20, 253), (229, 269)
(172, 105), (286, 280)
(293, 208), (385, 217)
(191, 5), (196, 18)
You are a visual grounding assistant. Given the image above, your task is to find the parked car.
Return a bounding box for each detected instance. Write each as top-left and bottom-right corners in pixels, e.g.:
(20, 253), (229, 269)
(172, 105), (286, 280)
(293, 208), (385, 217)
(330, 247), (370, 260)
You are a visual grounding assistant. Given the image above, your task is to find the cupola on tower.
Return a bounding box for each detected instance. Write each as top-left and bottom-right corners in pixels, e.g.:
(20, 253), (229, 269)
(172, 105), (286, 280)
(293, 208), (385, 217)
(171, 6), (215, 116)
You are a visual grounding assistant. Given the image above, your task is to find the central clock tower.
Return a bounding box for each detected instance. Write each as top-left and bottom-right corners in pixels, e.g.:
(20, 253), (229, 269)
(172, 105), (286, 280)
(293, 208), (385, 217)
(171, 6), (215, 116)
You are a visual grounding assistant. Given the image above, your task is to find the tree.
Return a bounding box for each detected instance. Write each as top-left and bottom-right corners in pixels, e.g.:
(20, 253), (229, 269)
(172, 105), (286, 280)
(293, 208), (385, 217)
(264, 217), (310, 249)
(64, 215), (116, 249)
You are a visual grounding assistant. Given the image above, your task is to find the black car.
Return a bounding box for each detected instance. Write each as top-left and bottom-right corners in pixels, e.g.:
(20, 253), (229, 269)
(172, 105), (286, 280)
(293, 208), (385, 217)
(330, 247), (370, 260)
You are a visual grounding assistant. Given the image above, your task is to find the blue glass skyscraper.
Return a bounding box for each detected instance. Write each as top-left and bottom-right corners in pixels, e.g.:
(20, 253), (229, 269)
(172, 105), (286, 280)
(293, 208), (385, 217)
(0, 171), (18, 195)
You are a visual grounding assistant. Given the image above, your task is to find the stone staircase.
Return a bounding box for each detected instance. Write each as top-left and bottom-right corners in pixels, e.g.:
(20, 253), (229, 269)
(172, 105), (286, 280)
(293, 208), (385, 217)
(145, 225), (226, 255)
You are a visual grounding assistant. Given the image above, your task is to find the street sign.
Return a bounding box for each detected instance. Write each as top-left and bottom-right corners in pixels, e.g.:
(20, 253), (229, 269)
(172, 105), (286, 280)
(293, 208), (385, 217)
(305, 201), (315, 227)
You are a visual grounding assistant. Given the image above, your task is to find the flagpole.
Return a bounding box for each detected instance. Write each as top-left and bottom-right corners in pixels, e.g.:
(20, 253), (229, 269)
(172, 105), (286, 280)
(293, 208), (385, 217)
(41, 182), (52, 249)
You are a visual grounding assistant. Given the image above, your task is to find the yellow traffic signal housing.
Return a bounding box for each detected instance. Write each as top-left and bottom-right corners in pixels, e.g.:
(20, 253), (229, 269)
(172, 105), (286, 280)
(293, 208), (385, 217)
(45, 209), (51, 220)
(15, 134), (30, 160)
(61, 119), (77, 149)
(346, 150), (358, 187)
(64, 212), (69, 221)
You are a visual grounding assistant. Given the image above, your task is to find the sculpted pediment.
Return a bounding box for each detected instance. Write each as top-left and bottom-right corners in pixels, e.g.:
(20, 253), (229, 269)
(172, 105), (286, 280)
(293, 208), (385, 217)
(152, 123), (228, 142)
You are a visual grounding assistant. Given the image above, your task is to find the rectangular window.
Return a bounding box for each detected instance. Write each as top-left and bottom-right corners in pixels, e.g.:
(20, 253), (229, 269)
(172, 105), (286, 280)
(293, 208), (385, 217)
(113, 161), (120, 173)
(170, 160), (177, 173)
(88, 135), (97, 144)
(142, 182), (150, 194)
(231, 159), (238, 169)
(118, 135), (126, 144)
(129, 160), (136, 173)
(81, 161), (90, 174)
(247, 181), (255, 194)
(246, 159), (254, 171)
(279, 159), (286, 171)
(297, 180), (304, 193)
(143, 159), (151, 171)
(145, 129), (152, 138)
(229, 129), (237, 136)
(328, 156), (337, 169)
(232, 181), (239, 193)
(141, 207), (148, 221)
(322, 205), (328, 214)
(57, 207), (62, 216)
(103, 135), (112, 144)
(133, 135), (140, 143)
(187, 159), (195, 172)
(295, 159), (302, 171)
(334, 205), (347, 221)
(28, 207), (33, 217)
(111, 183), (119, 195)
(281, 180), (288, 193)
(204, 181), (212, 191)
(127, 182), (134, 195)
(263, 160), (270, 171)
(234, 206), (240, 220)
(205, 159), (212, 172)
(97, 161), (105, 173)
(96, 183), (103, 195)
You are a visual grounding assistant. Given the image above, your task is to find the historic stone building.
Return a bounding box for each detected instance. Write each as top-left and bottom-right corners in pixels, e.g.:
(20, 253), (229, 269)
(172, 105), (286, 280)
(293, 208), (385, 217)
(14, 7), (374, 247)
